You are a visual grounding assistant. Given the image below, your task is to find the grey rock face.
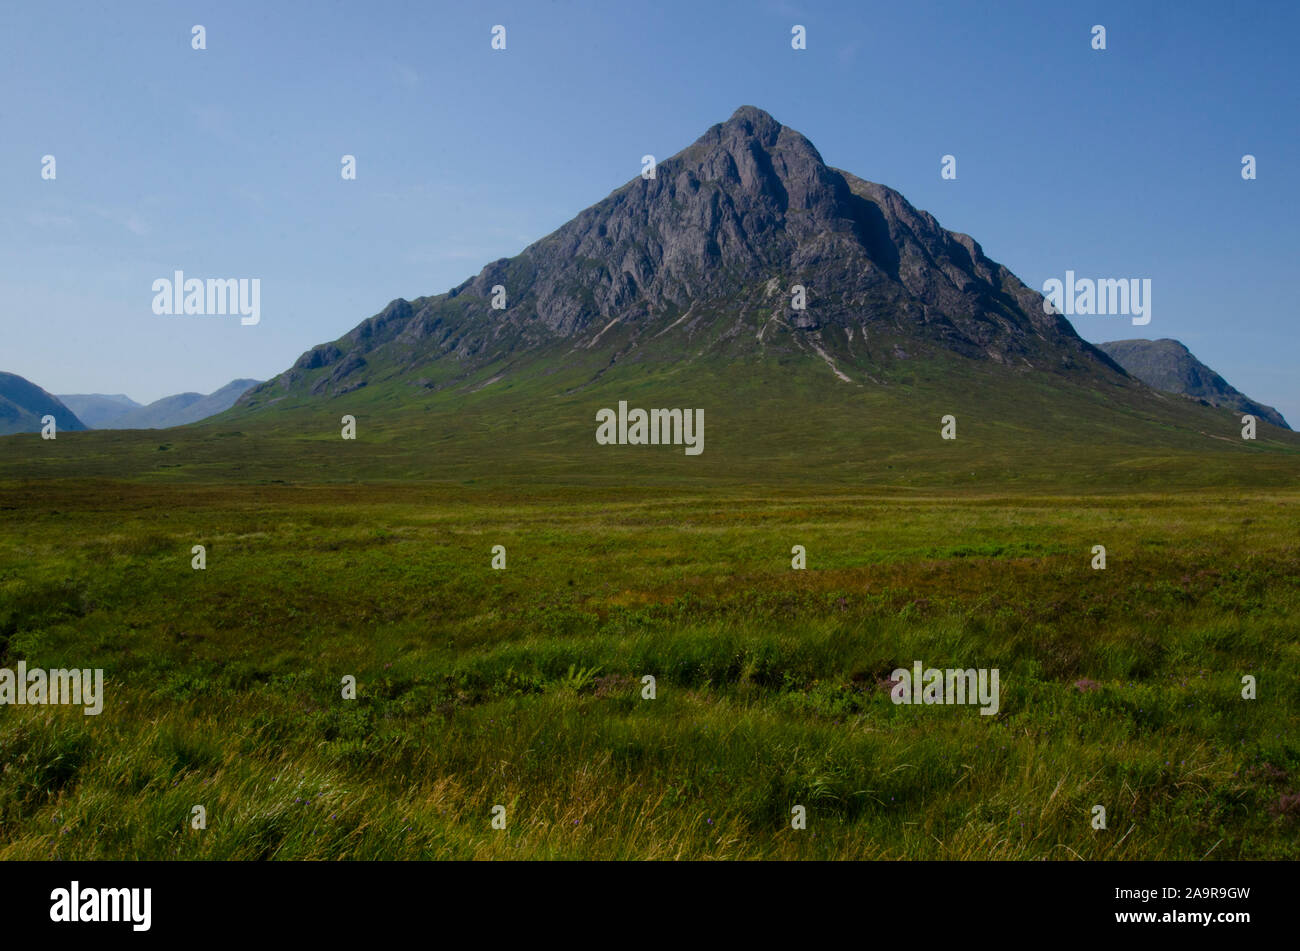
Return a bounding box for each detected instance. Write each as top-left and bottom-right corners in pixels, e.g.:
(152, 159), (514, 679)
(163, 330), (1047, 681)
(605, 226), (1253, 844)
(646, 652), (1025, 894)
(243, 105), (1128, 405)
(1098, 338), (1289, 430)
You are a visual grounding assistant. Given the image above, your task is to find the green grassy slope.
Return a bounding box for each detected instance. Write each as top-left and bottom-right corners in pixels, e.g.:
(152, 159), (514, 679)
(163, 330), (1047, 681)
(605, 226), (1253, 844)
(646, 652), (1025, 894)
(3, 342), (1298, 490)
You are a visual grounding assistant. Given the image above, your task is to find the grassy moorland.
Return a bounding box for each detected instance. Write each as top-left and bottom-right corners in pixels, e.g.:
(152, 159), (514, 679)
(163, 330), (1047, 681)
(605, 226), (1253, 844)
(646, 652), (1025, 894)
(0, 479), (1295, 859)
(7, 343), (1300, 490)
(1, 349), (1298, 859)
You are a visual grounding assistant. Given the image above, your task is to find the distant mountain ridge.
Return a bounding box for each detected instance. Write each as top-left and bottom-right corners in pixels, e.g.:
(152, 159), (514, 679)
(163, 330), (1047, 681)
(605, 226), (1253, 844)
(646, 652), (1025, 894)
(0, 372), (87, 435)
(1097, 339), (1289, 430)
(58, 379), (262, 430)
(58, 393), (142, 428)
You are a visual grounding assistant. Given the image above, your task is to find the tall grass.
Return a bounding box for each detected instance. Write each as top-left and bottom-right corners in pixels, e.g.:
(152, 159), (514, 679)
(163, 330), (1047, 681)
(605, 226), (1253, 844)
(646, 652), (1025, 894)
(0, 485), (1295, 858)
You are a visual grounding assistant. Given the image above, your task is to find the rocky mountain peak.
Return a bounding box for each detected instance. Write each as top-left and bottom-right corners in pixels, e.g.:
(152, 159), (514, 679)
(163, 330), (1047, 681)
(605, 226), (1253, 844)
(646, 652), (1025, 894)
(249, 107), (1119, 404)
(1098, 338), (1289, 429)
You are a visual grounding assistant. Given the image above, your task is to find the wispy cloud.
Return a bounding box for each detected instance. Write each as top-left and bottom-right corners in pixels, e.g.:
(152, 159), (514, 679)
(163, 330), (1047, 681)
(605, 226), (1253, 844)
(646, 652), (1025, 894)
(27, 211), (78, 232)
(88, 204), (150, 236)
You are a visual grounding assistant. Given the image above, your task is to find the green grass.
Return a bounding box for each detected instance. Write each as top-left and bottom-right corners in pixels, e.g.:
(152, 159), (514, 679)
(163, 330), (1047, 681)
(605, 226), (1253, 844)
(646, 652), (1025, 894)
(0, 482), (1295, 859)
(1, 339), (1297, 859)
(4, 344), (1299, 489)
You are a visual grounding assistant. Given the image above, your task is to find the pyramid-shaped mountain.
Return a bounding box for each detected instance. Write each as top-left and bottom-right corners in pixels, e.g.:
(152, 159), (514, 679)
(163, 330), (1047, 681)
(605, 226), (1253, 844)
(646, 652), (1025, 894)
(243, 106), (1125, 407)
(218, 106), (1298, 489)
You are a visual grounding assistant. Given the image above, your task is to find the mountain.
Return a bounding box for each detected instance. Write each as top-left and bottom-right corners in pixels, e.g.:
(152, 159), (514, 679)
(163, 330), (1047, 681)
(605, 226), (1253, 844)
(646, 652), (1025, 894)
(107, 392), (205, 429)
(238, 106), (1123, 407)
(79, 379), (262, 429)
(1096, 339), (1290, 430)
(0, 372), (87, 435)
(143, 105), (1296, 488)
(179, 379), (265, 425)
(4, 107), (1297, 489)
(57, 393), (142, 429)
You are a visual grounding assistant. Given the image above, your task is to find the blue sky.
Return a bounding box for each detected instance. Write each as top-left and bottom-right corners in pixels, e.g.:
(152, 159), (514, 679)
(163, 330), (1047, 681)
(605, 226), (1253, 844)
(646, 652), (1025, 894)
(3, 1), (1296, 422)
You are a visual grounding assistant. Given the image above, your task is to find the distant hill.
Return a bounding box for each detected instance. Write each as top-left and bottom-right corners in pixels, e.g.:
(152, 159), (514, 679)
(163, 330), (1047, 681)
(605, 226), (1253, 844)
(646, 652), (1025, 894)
(57, 393), (142, 428)
(0, 372), (87, 435)
(107, 392), (205, 429)
(1097, 339), (1290, 430)
(80, 379), (262, 429)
